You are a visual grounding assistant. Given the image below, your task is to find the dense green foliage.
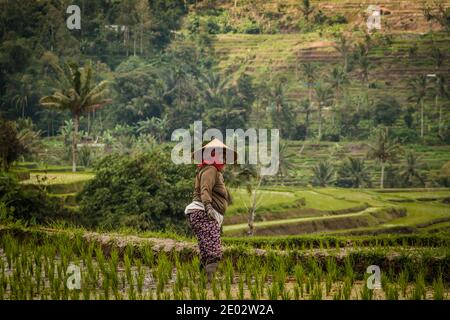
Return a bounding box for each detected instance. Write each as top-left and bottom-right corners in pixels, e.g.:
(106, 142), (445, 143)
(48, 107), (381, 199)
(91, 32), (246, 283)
(78, 148), (194, 231)
(0, 173), (69, 225)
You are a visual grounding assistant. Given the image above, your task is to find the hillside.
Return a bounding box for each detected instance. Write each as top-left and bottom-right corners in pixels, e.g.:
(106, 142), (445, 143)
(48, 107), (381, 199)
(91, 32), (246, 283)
(178, 0), (450, 128)
(191, 0), (449, 33)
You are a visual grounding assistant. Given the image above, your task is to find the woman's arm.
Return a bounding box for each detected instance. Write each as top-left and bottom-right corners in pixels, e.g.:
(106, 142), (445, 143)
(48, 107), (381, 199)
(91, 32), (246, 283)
(200, 166), (217, 218)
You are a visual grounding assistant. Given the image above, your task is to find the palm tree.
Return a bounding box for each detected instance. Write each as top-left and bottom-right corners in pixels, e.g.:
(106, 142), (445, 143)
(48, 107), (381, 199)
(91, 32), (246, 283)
(163, 66), (194, 107)
(431, 46), (445, 70)
(301, 62), (317, 106)
(400, 151), (425, 187)
(300, 98), (312, 138)
(314, 82), (333, 140)
(337, 157), (371, 188)
(299, 0), (315, 22)
(367, 127), (402, 189)
(311, 160), (334, 187)
(328, 66), (349, 125)
(333, 34), (352, 72)
(198, 70), (230, 108)
(269, 79), (286, 113)
(354, 42), (371, 87)
(137, 116), (168, 142)
(40, 62), (111, 172)
(277, 142), (298, 184)
(431, 74), (448, 138)
(408, 75), (428, 138)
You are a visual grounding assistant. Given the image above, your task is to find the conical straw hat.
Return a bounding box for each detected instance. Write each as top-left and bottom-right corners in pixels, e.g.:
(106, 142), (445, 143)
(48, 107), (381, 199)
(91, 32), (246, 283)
(193, 138), (237, 164)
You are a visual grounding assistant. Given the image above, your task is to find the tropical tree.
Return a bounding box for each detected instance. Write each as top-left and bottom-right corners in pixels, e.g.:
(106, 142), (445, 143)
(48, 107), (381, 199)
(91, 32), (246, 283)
(198, 69), (230, 108)
(0, 119), (40, 171)
(328, 66), (349, 124)
(40, 62), (111, 172)
(407, 75), (428, 138)
(311, 160), (334, 187)
(430, 74), (449, 138)
(373, 96), (402, 127)
(10, 74), (33, 118)
(431, 46), (445, 70)
(269, 78), (287, 113)
(234, 164), (263, 236)
(163, 65), (198, 111)
(400, 151), (425, 187)
(367, 127), (402, 189)
(354, 42), (371, 87)
(277, 142), (298, 183)
(301, 62), (318, 106)
(336, 157), (371, 188)
(333, 33), (352, 72)
(205, 93), (248, 132)
(314, 81), (333, 140)
(300, 98), (312, 138)
(137, 116), (168, 142)
(423, 2), (450, 32)
(299, 0), (315, 22)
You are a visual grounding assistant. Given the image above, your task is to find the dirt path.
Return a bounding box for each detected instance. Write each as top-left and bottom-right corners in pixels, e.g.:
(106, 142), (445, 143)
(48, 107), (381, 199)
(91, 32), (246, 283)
(223, 207), (383, 232)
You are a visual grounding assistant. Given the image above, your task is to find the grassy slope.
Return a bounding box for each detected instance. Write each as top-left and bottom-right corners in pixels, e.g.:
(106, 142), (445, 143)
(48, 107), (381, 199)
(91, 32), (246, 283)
(15, 168), (450, 235)
(183, 0), (450, 141)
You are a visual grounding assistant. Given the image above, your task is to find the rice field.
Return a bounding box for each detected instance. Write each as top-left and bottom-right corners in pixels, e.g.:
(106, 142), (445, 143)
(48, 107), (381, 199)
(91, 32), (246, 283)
(21, 173), (94, 185)
(0, 231), (448, 300)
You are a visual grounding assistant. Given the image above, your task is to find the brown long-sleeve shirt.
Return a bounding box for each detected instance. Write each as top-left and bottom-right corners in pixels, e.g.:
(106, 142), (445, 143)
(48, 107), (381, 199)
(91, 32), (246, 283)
(193, 165), (229, 215)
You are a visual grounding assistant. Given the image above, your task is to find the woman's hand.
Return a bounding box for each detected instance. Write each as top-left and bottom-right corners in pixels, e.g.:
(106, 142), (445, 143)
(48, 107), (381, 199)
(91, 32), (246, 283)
(205, 203), (216, 220)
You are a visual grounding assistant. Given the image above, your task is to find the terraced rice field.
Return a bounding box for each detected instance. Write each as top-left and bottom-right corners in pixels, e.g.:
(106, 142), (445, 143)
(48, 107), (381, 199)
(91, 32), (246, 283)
(0, 226), (448, 300)
(16, 167), (450, 237)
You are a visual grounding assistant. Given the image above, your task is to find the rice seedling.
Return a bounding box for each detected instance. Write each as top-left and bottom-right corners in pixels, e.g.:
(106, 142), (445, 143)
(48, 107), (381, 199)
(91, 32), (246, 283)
(432, 275), (445, 300)
(293, 285), (300, 300)
(238, 276), (245, 299)
(197, 273), (207, 300)
(310, 281), (323, 300)
(189, 280), (198, 300)
(281, 288), (292, 300)
(135, 258), (145, 296)
(267, 279), (278, 300)
(398, 270), (409, 298)
(333, 284), (343, 300)
(212, 277), (221, 299)
(410, 272), (426, 300)
(385, 283), (399, 300)
(359, 274), (374, 300)
(343, 277), (352, 300)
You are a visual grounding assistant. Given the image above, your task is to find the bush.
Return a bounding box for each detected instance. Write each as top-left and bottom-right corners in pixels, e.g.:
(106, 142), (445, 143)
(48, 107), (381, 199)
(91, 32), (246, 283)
(186, 15), (200, 34)
(328, 14), (348, 25)
(390, 128), (419, 144)
(205, 16), (221, 34)
(297, 18), (313, 33)
(373, 96), (401, 126)
(322, 126), (341, 142)
(0, 120), (27, 171)
(78, 145), (93, 167)
(238, 19), (261, 34)
(78, 147), (194, 232)
(0, 172), (70, 225)
(290, 124), (307, 140)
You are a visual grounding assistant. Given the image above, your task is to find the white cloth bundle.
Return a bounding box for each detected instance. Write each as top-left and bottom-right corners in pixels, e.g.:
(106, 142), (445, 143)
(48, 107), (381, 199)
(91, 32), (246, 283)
(185, 201), (224, 226)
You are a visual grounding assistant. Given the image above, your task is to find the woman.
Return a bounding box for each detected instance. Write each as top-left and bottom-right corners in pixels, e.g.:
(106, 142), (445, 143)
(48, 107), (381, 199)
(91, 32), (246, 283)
(184, 138), (236, 281)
